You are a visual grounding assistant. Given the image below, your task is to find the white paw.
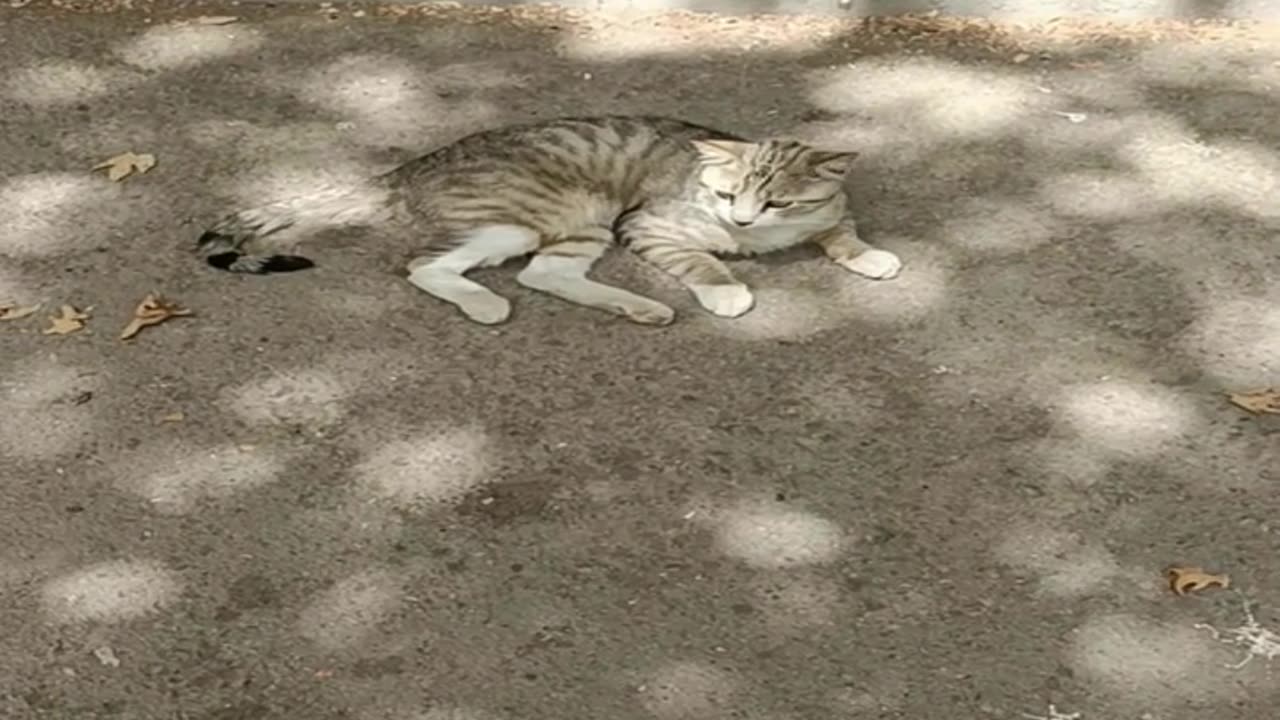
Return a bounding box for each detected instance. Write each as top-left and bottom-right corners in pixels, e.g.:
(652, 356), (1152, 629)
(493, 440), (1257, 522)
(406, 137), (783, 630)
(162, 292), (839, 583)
(623, 300), (676, 326)
(458, 294), (511, 325)
(691, 283), (755, 318)
(841, 248), (902, 280)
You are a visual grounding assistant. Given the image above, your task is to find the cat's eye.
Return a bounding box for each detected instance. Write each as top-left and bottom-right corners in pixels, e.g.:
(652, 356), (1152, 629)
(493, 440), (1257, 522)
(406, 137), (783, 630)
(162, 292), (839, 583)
(765, 200), (794, 210)
(714, 190), (735, 201)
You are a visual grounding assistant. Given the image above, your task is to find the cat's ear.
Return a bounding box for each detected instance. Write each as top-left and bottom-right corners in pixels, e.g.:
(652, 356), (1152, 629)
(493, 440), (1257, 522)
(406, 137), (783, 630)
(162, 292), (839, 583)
(809, 150), (858, 181)
(691, 139), (753, 167)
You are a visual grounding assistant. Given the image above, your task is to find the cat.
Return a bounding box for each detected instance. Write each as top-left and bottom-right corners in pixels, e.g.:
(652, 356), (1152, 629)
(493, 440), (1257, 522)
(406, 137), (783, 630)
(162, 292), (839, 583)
(197, 114), (901, 325)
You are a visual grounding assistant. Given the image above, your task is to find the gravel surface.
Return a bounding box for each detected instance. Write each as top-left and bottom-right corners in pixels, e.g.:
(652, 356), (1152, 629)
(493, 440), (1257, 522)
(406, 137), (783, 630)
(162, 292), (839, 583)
(1, 3), (1278, 719)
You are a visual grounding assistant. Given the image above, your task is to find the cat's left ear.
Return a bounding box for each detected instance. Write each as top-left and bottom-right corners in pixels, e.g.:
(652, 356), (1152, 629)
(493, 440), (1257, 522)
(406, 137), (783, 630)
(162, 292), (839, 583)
(692, 139), (753, 167)
(809, 150), (859, 181)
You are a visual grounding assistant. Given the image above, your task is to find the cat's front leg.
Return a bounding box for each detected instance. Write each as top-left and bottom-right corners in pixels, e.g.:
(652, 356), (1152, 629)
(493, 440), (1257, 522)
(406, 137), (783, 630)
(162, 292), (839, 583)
(812, 219), (902, 280)
(622, 213), (755, 318)
(636, 243), (755, 318)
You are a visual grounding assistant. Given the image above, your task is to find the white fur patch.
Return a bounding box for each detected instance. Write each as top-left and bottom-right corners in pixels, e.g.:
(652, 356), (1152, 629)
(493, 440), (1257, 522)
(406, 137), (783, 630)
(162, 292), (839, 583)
(406, 224), (538, 324)
(691, 283), (755, 318)
(840, 248), (902, 279)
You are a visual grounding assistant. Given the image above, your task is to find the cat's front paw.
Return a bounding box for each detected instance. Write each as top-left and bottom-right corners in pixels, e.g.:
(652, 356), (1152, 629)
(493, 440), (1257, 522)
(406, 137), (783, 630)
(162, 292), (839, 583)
(840, 248), (901, 280)
(691, 283), (755, 318)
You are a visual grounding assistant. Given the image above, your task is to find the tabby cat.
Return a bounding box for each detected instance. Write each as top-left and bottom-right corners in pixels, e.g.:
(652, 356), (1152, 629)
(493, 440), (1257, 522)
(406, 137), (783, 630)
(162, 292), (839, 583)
(197, 115), (901, 325)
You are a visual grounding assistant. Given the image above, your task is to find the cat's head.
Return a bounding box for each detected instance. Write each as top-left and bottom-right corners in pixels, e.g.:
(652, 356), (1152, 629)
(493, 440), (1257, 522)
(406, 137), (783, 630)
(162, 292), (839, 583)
(691, 138), (854, 229)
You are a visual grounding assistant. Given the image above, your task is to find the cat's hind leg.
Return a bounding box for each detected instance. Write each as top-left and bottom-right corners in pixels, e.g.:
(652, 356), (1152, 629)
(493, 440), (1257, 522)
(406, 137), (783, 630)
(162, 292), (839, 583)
(516, 229), (675, 326)
(406, 224), (539, 324)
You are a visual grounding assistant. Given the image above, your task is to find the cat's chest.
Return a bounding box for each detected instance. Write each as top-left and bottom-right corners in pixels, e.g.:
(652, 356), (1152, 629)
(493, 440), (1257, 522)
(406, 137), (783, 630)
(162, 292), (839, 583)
(726, 224), (814, 256)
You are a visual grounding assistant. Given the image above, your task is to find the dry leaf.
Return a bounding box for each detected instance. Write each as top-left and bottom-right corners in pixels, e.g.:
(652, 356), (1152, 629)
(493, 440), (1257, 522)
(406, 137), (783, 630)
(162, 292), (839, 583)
(0, 303), (40, 321)
(193, 15), (239, 25)
(120, 293), (192, 340)
(1227, 389), (1280, 415)
(43, 305), (90, 335)
(161, 412), (185, 423)
(1012, 52), (1031, 63)
(1168, 566), (1230, 596)
(92, 152), (157, 182)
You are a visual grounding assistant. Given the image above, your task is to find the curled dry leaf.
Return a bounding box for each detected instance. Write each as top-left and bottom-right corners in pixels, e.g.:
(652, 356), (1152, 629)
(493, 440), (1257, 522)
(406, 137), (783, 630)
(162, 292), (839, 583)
(1227, 389), (1280, 415)
(43, 305), (90, 335)
(0, 303), (41, 321)
(93, 152), (157, 182)
(1167, 566), (1230, 596)
(120, 293), (193, 340)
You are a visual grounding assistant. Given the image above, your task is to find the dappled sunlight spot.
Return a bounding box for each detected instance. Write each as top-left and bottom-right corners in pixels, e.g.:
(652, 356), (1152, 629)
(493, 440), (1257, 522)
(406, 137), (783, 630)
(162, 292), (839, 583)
(1180, 297), (1280, 387)
(640, 661), (737, 720)
(114, 23), (262, 71)
(753, 574), (839, 630)
(0, 172), (117, 257)
(1056, 380), (1199, 458)
(562, 18), (827, 60)
(3, 60), (140, 107)
(1071, 613), (1242, 705)
(809, 59), (1038, 142)
(791, 120), (910, 166)
(1135, 42), (1280, 96)
(699, 286), (844, 342)
(994, 524), (1120, 598)
(705, 243), (947, 341)
(298, 568), (403, 651)
(221, 165), (381, 214)
(939, 198), (1061, 254)
(1025, 108), (1182, 159)
(713, 501), (845, 569)
(828, 241), (950, 322)
(222, 368), (349, 428)
(1029, 438), (1112, 490)
(1040, 170), (1167, 221)
(198, 121), (387, 177)
(0, 360), (98, 460)
(42, 559), (180, 623)
(1123, 132), (1280, 221)
(121, 444), (289, 515)
(295, 54), (500, 146)
(354, 429), (492, 508)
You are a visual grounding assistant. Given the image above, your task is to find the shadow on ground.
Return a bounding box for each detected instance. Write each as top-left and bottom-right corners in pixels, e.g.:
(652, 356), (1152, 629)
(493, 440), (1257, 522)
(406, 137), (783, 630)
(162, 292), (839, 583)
(0, 4), (1278, 720)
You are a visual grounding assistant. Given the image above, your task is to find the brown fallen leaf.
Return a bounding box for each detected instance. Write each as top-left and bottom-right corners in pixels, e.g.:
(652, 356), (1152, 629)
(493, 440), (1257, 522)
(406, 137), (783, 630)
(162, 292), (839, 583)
(1167, 566), (1230, 596)
(43, 305), (90, 335)
(120, 293), (192, 340)
(0, 303), (41, 321)
(1227, 389), (1280, 415)
(93, 152), (157, 182)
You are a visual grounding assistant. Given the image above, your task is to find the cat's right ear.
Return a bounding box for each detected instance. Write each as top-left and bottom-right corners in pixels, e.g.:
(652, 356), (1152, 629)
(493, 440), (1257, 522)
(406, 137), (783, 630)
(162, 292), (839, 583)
(691, 139), (752, 167)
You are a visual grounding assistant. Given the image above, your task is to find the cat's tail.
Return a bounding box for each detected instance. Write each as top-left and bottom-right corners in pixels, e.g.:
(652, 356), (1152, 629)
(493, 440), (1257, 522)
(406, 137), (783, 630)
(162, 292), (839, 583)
(197, 183), (392, 274)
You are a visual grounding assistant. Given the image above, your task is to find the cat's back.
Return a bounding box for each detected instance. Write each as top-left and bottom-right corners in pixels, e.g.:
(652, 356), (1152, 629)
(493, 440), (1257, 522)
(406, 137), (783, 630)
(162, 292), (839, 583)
(385, 115), (741, 183)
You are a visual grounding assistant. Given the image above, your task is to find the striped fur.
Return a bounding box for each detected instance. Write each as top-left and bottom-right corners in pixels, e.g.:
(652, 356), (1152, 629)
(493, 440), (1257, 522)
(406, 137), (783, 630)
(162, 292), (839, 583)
(196, 115), (901, 324)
